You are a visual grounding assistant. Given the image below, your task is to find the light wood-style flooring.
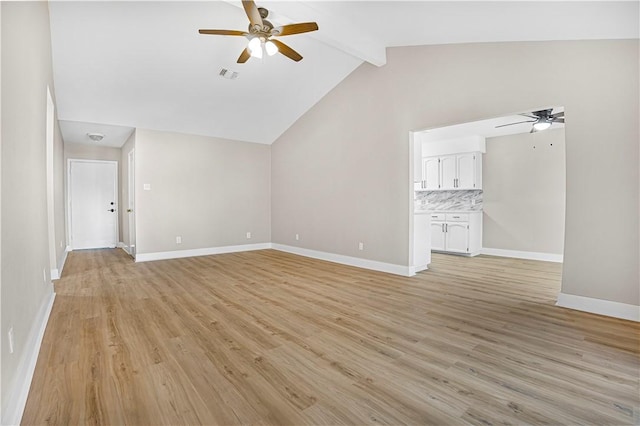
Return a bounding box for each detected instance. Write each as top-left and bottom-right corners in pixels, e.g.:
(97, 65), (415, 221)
(22, 249), (639, 425)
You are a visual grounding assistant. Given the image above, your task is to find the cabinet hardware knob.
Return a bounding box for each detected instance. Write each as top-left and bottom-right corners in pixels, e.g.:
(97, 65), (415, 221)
(127, 209), (133, 213)
(107, 209), (115, 212)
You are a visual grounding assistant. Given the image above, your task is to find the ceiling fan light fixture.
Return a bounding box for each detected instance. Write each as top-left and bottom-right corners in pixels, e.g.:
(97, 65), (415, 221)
(265, 40), (278, 56)
(248, 37), (263, 58)
(533, 120), (552, 131)
(199, 0), (318, 63)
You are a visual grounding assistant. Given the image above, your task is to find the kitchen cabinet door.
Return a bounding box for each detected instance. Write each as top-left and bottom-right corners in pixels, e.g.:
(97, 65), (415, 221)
(440, 155), (457, 189)
(430, 222), (446, 251)
(445, 222), (469, 253)
(423, 157), (440, 190)
(456, 153), (477, 189)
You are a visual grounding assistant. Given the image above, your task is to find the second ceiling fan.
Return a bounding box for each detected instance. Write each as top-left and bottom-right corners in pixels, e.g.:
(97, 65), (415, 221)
(199, 0), (319, 63)
(496, 109), (565, 133)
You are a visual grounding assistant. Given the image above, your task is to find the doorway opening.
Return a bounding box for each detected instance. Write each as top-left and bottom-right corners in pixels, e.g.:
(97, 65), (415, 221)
(409, 107), (566, 272)
(67, 159), (119, 250)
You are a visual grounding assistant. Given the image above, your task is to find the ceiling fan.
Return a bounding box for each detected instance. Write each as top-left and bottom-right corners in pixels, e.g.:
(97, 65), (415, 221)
(495, 109), (565, 133)
(199, 0), (319, 63)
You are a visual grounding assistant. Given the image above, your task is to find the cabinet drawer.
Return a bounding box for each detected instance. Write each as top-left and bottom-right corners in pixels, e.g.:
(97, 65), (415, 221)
(446, 213), (469, 222)
(429, 213), (446, 221)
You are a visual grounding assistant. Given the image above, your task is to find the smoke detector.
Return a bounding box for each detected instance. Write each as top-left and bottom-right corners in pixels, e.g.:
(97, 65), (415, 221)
(87, 133), (104, 142)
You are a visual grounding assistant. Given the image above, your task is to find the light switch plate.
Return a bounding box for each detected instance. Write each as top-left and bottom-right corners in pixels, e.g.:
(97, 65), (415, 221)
(143, 183), (151, 191)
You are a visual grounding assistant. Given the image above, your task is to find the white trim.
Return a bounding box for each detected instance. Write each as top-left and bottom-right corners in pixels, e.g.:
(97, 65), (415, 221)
(50, 246), (70, 280)
(135, 243), (273, 263)
(272, 244), (413, 277)
(556, 292), (640, 322)
(2, 292), (56, 426)
(480, 247), (563, 263)
(118, 242), (132, 256)
(45, 87), (57, 283)
(409, 264), (429, 275)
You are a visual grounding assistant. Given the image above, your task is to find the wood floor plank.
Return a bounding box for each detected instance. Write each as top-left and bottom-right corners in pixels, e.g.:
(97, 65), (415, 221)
(21, 249), (640, 425)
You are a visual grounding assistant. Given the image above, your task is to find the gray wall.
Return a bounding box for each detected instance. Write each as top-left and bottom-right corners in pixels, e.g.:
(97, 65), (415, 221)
(271, 40), (639, 306)
(483, 128), (566, 255)
(64, 141), (121, 162)
(1, 2), (57, 418)
(135, 129), (271, 254)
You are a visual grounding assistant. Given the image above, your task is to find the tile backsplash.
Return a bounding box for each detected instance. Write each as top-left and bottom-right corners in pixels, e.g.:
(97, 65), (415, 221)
(415, 190), (483, 211)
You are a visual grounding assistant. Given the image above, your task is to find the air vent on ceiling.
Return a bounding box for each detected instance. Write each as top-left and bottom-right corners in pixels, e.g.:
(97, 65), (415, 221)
(219, 68), (239, 80)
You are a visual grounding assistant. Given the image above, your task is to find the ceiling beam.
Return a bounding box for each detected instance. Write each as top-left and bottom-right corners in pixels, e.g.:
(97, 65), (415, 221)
(223, 0), (387, 66)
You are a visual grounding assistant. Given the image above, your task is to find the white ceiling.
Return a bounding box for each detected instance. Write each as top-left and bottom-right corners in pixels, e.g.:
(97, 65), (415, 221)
(49, 1), (639, 147)
(59, 120), (135, 148)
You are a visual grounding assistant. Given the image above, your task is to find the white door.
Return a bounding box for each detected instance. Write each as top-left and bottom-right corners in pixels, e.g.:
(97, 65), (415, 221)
(445, 222), (469, 253)
(440, 155), (457, 189)
(456, 153), (476, 189)
(423, 157), (440, 189)
(69, 160), (118, 249)
(430, 222), (446, 251)
(127, 150), (136, 257)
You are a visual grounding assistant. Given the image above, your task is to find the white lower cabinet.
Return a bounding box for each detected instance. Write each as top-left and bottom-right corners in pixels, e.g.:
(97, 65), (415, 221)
(429, 212), (482, 256)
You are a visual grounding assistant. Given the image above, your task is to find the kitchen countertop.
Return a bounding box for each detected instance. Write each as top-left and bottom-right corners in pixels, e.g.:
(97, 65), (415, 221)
(414, 209), (483, 214)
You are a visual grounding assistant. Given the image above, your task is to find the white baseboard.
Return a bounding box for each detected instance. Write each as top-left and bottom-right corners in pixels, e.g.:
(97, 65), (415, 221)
(409, 264), (429, 275)
(50, 246), (70, 280)
(2, 292), (56, 426)
(481, 247), (563, 263)
(117, 242), (136, 257)
(556, 292), (639, 322)
(135, 243), (273, 263)
(272, 243), (412, 277)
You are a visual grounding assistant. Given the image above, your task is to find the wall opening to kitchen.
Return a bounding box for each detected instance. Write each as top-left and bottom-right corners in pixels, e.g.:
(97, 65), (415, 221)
(409, 107), (566, 272)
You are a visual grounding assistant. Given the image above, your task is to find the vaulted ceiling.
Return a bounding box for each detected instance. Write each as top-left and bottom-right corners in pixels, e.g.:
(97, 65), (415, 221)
(49, 1), (639, 146)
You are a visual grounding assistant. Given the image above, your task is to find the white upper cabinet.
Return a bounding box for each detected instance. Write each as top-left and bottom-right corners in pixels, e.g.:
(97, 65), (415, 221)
(440, 155), (457, 189)
(456, 153), (479, 189)
(423, 157), (441, 190)
(422, 152), (482, 190)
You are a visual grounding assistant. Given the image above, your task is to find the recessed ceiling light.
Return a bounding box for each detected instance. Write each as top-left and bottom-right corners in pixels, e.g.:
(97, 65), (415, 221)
(219, 68), (239, 80)
(87, 133), (104, 142)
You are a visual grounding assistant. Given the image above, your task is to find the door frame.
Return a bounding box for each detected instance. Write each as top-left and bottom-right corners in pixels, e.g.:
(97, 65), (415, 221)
(66, 159), (119, 250)
(45, 87), (57, 277)
(127, 149), (136, 258)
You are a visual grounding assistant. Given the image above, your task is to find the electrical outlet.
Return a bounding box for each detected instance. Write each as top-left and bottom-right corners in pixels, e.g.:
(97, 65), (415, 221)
(246, 232), (251, 239)
(43, 268), (47, 283)
(176, 236), (182, 244)
(358, 242), (364, 251)
(8, 327), (14, 354)
(60, 241), (63, 248)
(295, 234), (299, 241)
